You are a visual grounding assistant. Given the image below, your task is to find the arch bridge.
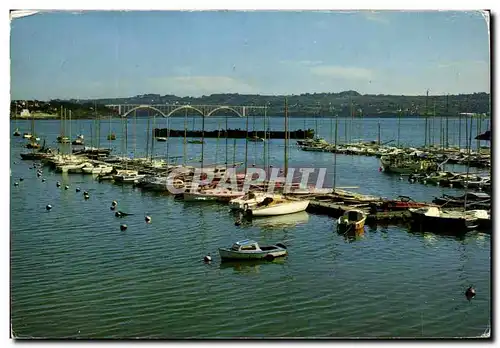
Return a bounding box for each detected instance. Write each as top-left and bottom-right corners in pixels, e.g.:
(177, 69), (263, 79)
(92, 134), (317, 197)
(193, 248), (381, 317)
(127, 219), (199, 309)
(105, 104), (268, 118)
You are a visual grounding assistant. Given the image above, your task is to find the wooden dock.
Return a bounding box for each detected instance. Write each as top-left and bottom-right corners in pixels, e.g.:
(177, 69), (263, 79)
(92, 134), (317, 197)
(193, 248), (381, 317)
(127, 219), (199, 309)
(306, 200), (412, 225)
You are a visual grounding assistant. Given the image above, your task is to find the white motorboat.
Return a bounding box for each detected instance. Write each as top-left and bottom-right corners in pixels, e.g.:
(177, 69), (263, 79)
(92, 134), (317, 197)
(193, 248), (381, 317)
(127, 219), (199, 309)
(113, 171), (145, 184)
(245, 197), (310, 217)
(218, 240), (288, 261)
(81, 164), (114, 175)
(229, 192), (283, 211)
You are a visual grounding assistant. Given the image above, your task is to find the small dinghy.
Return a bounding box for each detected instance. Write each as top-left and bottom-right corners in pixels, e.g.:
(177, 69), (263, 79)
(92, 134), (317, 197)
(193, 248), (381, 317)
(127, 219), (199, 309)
(218, 239), (288, 261)
(337, 209), (367, 233)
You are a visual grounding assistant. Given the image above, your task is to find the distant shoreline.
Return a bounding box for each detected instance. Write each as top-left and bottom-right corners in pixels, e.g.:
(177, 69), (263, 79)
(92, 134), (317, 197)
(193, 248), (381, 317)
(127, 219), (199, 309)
(10, 113), (491, 120)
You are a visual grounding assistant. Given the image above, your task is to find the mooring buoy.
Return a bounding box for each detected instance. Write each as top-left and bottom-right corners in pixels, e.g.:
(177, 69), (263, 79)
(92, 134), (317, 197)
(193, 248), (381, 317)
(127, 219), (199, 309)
(56, 181), (61, 187)
(145, 215), (151, 223)
(111, 200), (118, 207)
(120, 224), (127, 231)
(14, 182), (19, 186)
(76, 187), (81, 192)
(204, 255), (212, 263)
(64, 185), (69, 190)
(465, 286), (476, 300)
(46, 204), (52, 211)
(42, 178), (46, 182)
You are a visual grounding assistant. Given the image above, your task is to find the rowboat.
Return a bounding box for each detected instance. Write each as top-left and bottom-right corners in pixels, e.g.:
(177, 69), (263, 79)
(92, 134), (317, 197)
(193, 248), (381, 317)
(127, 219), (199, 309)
(337, 209), (367, 233)
(218, 240), (288, 261)
(245, 197), (310, 217)
(156, 137), (168, 142)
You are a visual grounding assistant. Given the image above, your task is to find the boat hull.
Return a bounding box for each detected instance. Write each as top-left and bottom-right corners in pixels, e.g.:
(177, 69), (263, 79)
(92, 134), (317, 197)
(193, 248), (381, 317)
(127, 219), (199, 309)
(184, 191), (244, 202)
(248, 200), (310, 217)
(409, 211), (477, 232)
(218, 248), (287, 260)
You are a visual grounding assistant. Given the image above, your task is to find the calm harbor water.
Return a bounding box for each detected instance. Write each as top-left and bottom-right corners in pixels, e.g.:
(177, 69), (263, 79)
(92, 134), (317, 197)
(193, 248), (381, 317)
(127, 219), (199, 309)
(10, 117), (491, 338)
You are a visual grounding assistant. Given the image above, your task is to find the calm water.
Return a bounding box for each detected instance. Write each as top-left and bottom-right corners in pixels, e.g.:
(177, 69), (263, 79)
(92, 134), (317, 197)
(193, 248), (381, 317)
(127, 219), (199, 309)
(10, 118), (491, 338)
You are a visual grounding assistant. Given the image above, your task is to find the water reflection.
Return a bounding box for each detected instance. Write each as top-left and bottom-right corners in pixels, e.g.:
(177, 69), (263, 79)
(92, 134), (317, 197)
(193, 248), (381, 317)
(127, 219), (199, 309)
(250, 212), (310, 230)
(336, 226), (365, 243)
(219, 258), (287, 274)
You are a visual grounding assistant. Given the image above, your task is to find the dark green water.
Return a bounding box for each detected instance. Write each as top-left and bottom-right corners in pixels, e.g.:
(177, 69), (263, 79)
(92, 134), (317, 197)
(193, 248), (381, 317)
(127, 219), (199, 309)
(10, 119), (491, 338)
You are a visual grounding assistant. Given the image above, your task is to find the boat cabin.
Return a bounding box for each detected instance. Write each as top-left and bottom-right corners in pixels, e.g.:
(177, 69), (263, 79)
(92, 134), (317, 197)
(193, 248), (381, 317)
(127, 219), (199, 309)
(343, 209), (365, 222)
(231, 240), (261, 252)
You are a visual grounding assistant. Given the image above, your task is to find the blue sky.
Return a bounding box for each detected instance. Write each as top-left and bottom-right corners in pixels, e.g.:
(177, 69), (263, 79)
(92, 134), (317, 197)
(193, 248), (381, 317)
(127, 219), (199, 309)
(10, 10), (490, 100)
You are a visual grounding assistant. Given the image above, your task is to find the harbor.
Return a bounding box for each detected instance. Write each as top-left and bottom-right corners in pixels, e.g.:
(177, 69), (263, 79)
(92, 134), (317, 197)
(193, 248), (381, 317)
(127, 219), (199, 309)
(10, 109), (492, 338)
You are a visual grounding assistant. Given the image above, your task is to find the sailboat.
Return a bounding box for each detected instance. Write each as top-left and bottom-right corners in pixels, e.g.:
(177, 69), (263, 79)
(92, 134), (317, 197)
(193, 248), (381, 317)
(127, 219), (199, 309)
(409, 113), (489, 232)
(12, 101), (21, 136)
(107, 114), (116, 140)
(25, 110), (41, 148)
(245, 98), (310, 217)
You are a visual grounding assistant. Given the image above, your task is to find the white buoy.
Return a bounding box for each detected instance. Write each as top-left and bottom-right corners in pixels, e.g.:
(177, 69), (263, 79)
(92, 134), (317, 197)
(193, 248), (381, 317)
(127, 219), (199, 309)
(204, 255), (212, 262)
(56, 181), (61, 187)
(46, 204), (52, 211)
(120, 224), (127, 231)
(42, 178), (46, 182)
(111, 200), (118, 207)
(145, 215), (151, 223)
(76, 187), (81, 192)
(14, 182), (19, 186)
(65, 185), (69, 190)
(399, 176), (403, 181)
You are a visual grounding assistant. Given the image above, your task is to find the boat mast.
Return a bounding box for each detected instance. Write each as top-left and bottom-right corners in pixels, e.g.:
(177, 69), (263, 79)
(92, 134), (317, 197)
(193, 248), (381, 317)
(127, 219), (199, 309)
(201, 108), (205, 174)
(424, 89), (429, 148)
(333, 112), (339, 192)
(225, 109), (228, 170)
(151, 113), (156, 162)
(166, 113), (171, 168)
(284, 98), (289, 181)
(463, 114), (474, 211)
(445, 94), (449, 148)
(263, 106), (267, 173)
(146, 115), (150, 160)
(244, 107), (249, 176)
(397, 106), (401, 147)
(69, 110), (72, 155)
(183, 108), (187, 166)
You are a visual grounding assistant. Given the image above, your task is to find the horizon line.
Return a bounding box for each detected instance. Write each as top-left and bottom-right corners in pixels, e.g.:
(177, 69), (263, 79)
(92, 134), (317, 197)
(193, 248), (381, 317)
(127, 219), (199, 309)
(11, 90), (491, 102)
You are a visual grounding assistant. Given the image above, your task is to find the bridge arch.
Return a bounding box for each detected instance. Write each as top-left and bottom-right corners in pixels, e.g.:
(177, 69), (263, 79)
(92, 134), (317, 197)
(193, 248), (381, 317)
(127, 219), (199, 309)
(121, 105), (168, 118)
(206, 106), (244, 118)
(165, 105), (205, 118)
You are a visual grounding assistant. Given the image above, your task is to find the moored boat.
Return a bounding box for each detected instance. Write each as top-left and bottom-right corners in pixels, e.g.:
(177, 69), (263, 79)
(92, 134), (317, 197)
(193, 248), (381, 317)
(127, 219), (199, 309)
(183, 189), (244, 202)
(245, 197), (310, 217)
(81, 163), (114, 175)
(229, 192), (283, 211)
(409, 206), (480, 232)
(218, 240), (288, 261)
(337, 209), (367, 233)
(156, 137), (168, 142)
